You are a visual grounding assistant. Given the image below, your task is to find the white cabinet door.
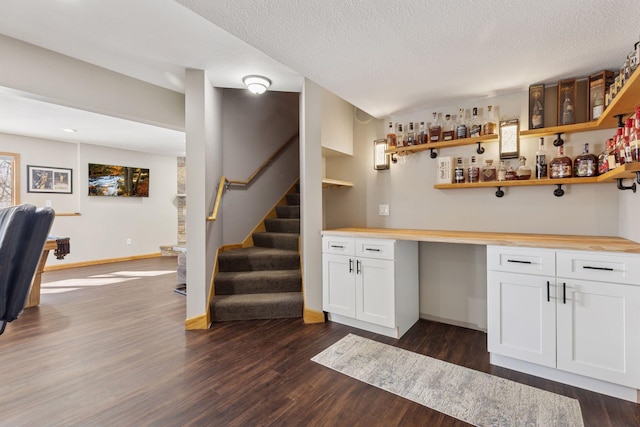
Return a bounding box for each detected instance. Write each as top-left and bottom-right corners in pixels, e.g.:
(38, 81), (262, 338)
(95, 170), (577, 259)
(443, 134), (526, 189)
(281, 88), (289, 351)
(322, 254), (355, 317)
(556, 278), (640, 388)
(487, 271), (556, 367)
(355, 257), (395, 328)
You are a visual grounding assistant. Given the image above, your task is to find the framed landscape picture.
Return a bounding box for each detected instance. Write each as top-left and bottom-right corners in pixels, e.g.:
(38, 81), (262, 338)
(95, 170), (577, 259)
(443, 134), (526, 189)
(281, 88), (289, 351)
(529, 84), (544, 129)
(27, 165), (72, 194)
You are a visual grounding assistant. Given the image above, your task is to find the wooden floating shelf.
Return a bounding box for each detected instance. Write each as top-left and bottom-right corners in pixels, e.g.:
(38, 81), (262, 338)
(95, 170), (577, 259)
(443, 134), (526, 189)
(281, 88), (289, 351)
(55, 212), (82, 216)
(385, 134), (498, 155)
(434, 177), (599, 190)
(597, 162), (640, 182)
(322, 178), (354, 188)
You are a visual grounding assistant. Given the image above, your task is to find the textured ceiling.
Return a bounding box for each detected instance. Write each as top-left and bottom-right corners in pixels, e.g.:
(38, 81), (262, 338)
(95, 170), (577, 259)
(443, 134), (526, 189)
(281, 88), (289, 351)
(178, 0), (640, 118)
(1, 0), (639, 154)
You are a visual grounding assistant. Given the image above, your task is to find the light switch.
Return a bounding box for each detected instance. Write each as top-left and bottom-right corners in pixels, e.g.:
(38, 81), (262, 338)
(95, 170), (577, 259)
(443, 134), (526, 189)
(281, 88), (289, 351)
(379, 204), (390, 216)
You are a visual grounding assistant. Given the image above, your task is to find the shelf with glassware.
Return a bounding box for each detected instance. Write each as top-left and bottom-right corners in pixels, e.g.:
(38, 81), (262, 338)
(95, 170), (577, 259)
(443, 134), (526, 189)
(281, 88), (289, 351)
(386, 65), (640, 159)
(434, 163), (640, 197)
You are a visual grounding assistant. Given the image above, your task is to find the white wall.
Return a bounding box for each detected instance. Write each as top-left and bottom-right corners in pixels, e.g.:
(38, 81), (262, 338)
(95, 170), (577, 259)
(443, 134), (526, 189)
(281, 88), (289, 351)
(321, 88), (353, 155)
(1, 132), (177, 266)
(221, 89), (299, 244)
(324, 88), (629, 330)
(185, 69), (223, 320)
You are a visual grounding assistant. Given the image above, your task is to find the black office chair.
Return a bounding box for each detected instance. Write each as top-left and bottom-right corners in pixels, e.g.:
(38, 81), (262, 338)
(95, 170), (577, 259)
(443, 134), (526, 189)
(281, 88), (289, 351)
(0, 204), (55, 335)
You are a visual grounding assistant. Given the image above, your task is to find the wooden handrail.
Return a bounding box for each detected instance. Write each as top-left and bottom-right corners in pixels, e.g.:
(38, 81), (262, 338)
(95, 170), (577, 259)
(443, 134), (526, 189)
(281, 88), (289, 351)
(206, 133), (299, 222)
(227, 133), (298, 186)
(207, 176), (227, 221)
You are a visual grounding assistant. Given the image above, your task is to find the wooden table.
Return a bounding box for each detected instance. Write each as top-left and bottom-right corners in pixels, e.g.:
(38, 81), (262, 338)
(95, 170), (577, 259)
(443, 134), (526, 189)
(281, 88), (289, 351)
(25, 239), (57, 308)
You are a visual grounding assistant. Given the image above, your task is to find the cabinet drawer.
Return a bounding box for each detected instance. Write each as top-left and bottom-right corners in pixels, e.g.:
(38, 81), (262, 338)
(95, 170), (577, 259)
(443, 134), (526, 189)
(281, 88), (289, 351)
(487, 246), (555, 276)
(323, 236), (354, 255)
(557, 251), (640, 285)
(355, 238), (395, 260)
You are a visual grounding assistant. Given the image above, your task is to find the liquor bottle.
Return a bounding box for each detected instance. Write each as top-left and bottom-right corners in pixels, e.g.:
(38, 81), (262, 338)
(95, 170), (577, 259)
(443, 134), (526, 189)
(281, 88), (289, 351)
(442, 114), (455, 141)
(468, 156), (479, 183)
(624, 118), (633, 163)
(481, 159), (496, 182)
(574, 143), (598, 177)
(497, 160), (507, 181)
(550, 145), (572, 178)
(505, 164), (517, 181)
(456, 108), (468, 139)
(429, 112), (442, 143)
(615, 127), (624, 167)
(482, 105), (497, 136)
(598, 140), (611, 174)
(516, 156), (532, 180)
(396, 123), (405, 147)
(631, 107), (640, 162)
(605, 138), (617, 172)
(407, 122), (416, 146)
(535, 137), (547, 179)
(454, 157), (465, 183)
(418, 122), (427, 145)
(469, 108), (482, 138)
(386, 121), (397, 148)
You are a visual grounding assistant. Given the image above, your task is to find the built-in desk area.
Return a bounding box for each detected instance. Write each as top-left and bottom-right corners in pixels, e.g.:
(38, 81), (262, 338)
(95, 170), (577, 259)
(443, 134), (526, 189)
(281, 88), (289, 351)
(321, 227), (640, 403)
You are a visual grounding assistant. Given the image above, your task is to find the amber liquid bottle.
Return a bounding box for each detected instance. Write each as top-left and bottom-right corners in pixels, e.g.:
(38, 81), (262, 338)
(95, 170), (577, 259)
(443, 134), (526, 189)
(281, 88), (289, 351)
(429, 112), (442, 143)
(386, 121), (397, 148)
(442, 114), (455, 141)
(482, 105), (497, 135)
(574, 143), (598, 177)
(550, 145), (572, 178)
(469, 108), (482, 138)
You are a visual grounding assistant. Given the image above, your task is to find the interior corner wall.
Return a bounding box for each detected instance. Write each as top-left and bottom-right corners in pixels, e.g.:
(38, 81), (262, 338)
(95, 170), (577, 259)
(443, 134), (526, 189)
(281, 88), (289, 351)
(1, 132), (177, 266)
(185, 69), (222, 320)
(300, 79), (323, 313)
(221, 89), (299, 244)
(618, 191), (640, 242)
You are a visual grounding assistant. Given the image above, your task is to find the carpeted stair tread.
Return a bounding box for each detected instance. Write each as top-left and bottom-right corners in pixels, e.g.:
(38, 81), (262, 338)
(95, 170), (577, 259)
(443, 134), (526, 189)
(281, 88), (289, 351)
(285, 193), (300, 206)
(264, 218), (300, 233)
(215, 269), (301, 295)
(211, 292), (303, 321)
(252, 232), (299, 251)
(218, 246), (299, 272)
(276, 205), (300, 219)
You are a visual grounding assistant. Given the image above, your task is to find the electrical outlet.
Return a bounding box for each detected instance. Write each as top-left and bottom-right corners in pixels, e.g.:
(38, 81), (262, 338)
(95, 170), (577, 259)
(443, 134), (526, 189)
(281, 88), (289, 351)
(126, 238), (132, 245)
(378, 204), (390, 216)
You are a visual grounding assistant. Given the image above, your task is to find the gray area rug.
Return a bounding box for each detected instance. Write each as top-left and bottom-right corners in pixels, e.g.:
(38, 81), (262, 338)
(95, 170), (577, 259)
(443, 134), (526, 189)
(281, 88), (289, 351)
(311, 334), (584, 427)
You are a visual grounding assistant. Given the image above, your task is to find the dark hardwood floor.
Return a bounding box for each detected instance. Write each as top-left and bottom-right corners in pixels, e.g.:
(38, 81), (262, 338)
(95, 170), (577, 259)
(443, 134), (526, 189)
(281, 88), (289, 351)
(0, 257), (638, 426)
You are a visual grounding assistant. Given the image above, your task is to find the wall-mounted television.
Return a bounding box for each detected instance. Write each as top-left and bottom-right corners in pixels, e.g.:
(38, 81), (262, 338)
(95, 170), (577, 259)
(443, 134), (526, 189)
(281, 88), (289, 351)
(88, 163), (149, 197)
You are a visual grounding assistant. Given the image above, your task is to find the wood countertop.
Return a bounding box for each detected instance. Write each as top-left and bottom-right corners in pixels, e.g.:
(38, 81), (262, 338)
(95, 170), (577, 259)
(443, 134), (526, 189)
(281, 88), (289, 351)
(321, 228), (640, 254)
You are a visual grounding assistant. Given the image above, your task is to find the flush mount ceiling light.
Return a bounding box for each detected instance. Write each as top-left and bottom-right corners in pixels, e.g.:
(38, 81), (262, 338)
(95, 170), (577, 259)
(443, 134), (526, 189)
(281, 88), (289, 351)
(60, 128), (77, 133)
(243, 75), (271, 94)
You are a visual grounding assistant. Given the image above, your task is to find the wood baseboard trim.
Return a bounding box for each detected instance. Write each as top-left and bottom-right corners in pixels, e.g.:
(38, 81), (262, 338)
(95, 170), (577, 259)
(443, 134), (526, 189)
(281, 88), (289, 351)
(185, 313), (210, 330)
(44, 253), (163, 271)
(304, 308), (325, 324)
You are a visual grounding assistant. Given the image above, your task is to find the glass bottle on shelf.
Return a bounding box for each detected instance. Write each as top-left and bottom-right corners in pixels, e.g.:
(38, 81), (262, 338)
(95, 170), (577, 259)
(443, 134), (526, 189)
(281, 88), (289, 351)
(442, 114), (455, 141)
(418, 121), (427, 145)
(505, 164), (517, 180)
(497, 160), (507, 181)
(469, 108), (482, 138)
(631, 107), (640, 162)
(454, 157), (465, 183)
(429, 112), (442, 143)
(468, 156), (480, 183)
(550, 145), (572, 178)
(624, 118), (633, 163)
(386, 121), (397, 148)
(456, 108), (468, 139)
(598, 140), (611, 175)
(481, 159), (496, 182)
(615, 127), (624, 167)
(407, 122), (416, 146)
(396, 123), (405, 147)
(535, 137), (547, 179)
(574, 143), (598, 177)
(605, 138), (617, 172)
(482, 105), (497, 136)
(516, 156), (532, 180)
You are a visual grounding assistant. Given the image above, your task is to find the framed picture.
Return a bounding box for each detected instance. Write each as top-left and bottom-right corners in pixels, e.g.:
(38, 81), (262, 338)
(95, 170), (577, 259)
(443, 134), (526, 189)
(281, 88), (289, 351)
(88, 163), (149, 197)
(529, 84), (544, 129)
(27, 165), (72, 194)
(558, 79), (577, 125)
(589, 71), (614, 121)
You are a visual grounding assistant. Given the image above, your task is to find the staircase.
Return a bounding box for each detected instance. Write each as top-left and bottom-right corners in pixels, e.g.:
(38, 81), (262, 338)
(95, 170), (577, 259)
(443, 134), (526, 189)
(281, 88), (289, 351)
(210, 190), (302, 321)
